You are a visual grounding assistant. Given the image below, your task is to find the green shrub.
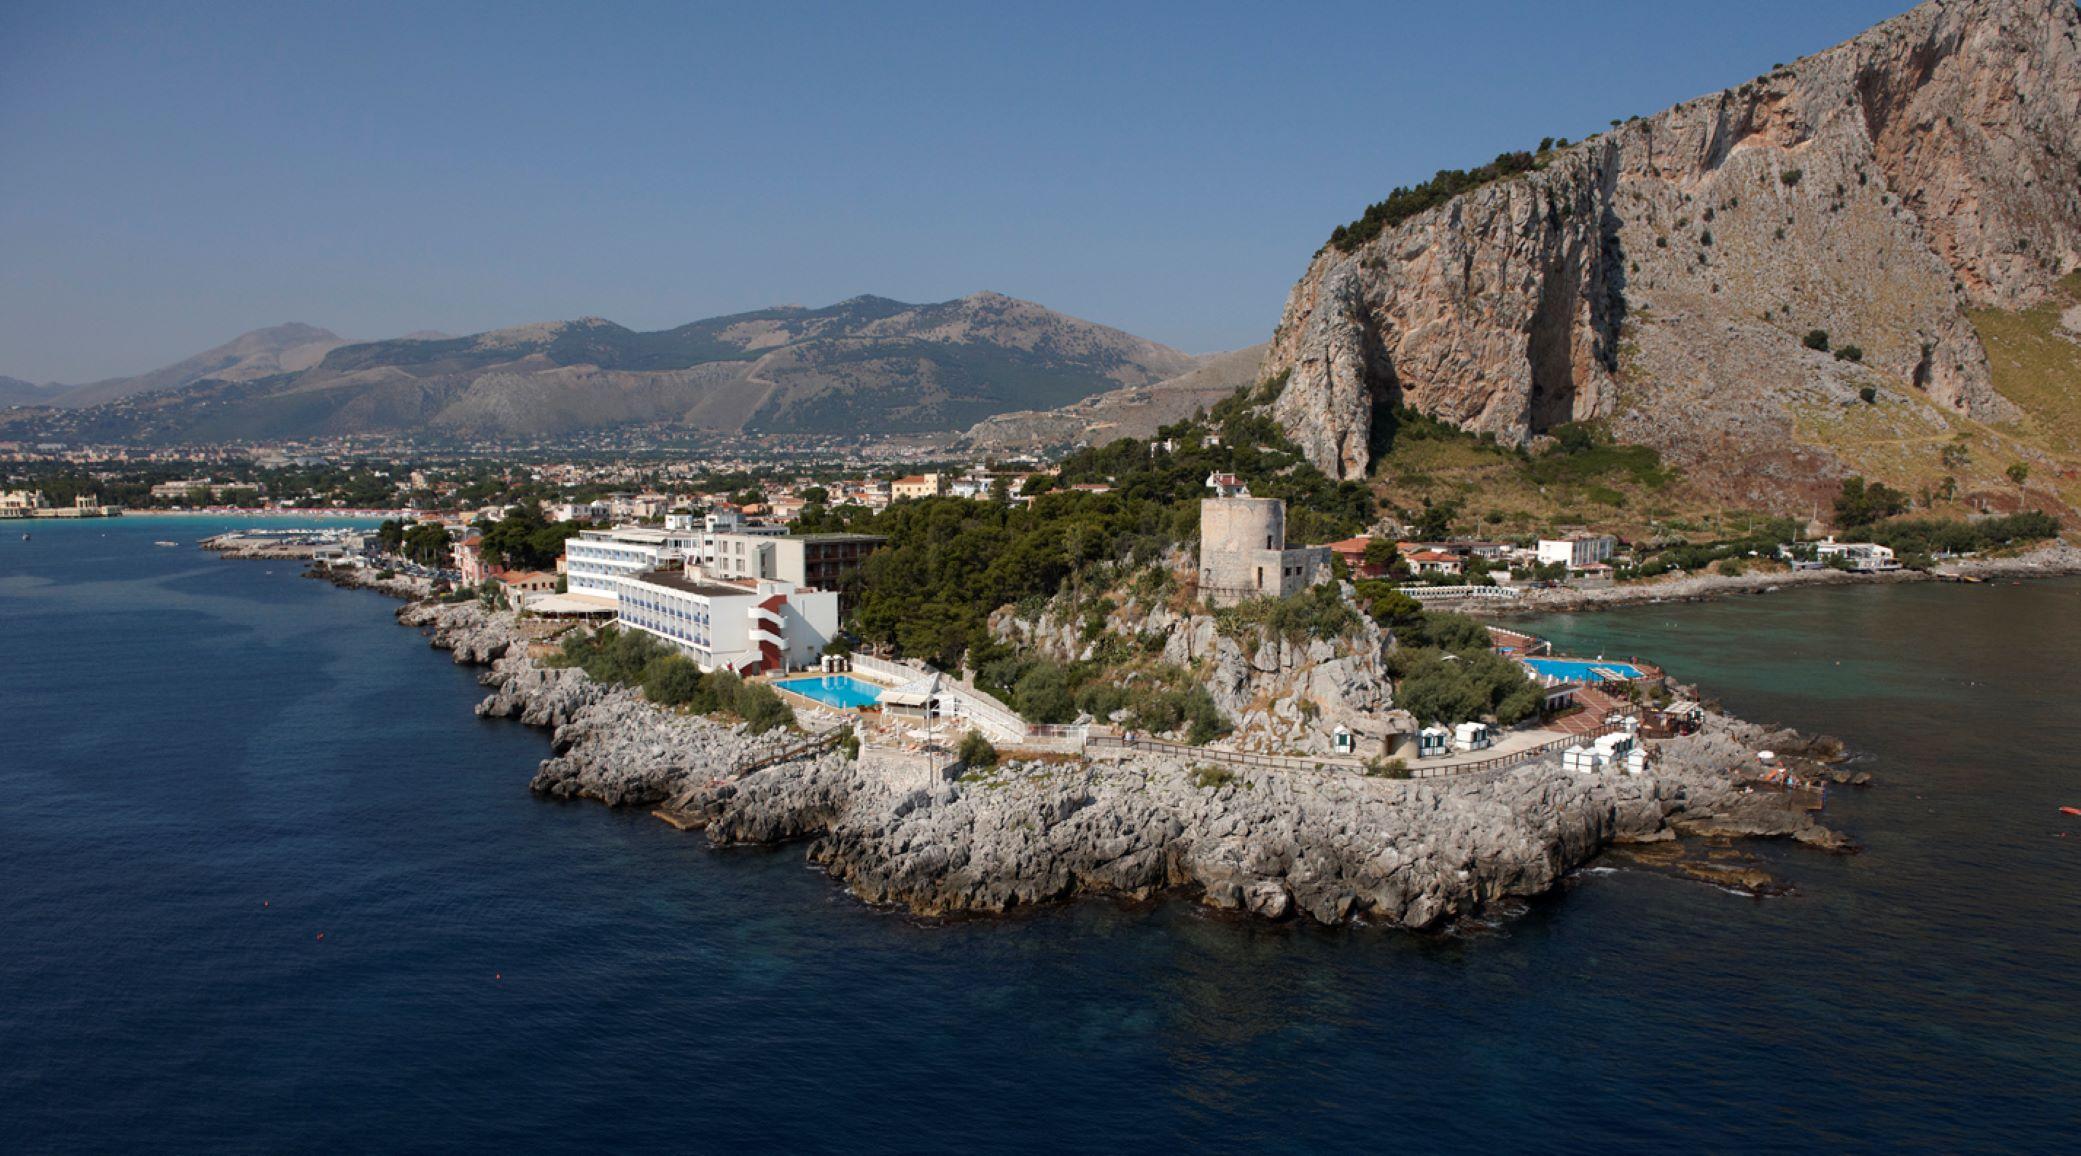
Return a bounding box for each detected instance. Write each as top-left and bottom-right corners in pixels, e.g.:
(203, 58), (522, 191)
(1191, 764), (1238, 790)
(956, 729), (999, 769)
(730, 681), (796, 734)
(640, 655), (706, 708)
(1837, 345), (1864, 363)
(1858, 386), (1878, 403)
(1716, 558), (1746, 577)
(1803, 329), (1830, 351)
(1364, 757), (1410, 779)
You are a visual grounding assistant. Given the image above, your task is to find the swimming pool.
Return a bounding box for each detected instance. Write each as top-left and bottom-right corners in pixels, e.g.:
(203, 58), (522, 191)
(1519, 656), (1648, 684)
(772, 674), (887, 709)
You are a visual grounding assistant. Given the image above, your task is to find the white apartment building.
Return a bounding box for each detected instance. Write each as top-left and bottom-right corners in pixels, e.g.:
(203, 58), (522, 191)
(562, 525), (701, 602)
(615, 570), (838, 675)
(1536, 533), (1618, 571)
(699, 508), (785, 568)
(707, 531), (885, 590)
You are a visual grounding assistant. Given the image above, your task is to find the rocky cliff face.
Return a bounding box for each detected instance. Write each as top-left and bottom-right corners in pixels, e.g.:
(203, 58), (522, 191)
(1263, 0), (2081, 493)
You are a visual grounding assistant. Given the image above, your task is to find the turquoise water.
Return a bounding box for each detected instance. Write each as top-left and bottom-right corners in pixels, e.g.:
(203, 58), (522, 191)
(5, 519), (2079, 1152)
(773, 673), (886, 709)
(1520, 656), (1648, 683)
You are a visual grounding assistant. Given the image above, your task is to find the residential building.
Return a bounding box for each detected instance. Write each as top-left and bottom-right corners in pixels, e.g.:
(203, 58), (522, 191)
(707, 531), (886, 591)
(452, 532), (489, 585)
(1814, 539), (1900, 572)
(1197, 489), (1332, 607)
(1536, 533), (1618, 571)
(698, 508), (786, 568)
(498, 570), (559, 600)
(1323, 536), (1394, 578)
(614, 571), (838, 675)
(1404, 549), (1465, 576)
(891, 473), (944, 500)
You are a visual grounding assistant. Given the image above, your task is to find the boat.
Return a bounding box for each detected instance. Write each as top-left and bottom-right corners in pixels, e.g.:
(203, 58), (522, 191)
(153, 540), (180, 548)
(2061, 807), (2081, 817)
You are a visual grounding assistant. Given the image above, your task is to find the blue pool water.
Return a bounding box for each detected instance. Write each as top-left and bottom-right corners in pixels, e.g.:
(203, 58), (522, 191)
(773, 673), (886, 709)
(1520, 656), (1647, 683)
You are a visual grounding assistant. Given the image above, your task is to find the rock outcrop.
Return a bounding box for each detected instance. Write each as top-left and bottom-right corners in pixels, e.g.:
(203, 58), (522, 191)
(1262, 0), (2081, 500)
(394, 595), (1842, 927)
(987, 576), (1407, 756)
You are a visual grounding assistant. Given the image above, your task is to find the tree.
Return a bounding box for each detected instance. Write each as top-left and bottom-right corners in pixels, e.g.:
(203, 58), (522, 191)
(2007, 462), (2031, 488)
(1412, 499), (1457, 541)
(1833, 476), (1909, 531)
(1361, 538), (1400, 572)
(1836, 345), (1864, 363)
(1858, 386), (1877, 404)
(1803, 329), (1830, 352)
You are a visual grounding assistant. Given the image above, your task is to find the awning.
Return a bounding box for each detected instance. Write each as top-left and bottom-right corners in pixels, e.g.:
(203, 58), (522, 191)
(877, 673), (941, 708)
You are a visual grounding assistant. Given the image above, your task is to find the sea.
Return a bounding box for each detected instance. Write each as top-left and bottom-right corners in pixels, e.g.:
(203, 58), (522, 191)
(4, 516), (2077, 1153)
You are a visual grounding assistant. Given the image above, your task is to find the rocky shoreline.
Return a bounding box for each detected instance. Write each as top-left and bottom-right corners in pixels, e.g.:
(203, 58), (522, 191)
(1484, 540), (2081, 617)
(314, 562), (1852, 928)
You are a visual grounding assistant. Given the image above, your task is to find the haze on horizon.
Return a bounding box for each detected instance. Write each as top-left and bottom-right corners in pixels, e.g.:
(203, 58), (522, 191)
(1, 0), (1916, 385)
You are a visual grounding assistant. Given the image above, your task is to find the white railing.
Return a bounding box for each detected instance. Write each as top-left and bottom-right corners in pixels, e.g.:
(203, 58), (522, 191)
(1398, 584), (1521, 601)
(845, 653), (1033, 742)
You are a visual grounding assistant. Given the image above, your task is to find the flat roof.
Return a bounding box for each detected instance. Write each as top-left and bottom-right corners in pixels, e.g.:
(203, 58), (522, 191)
(580, 526), (673, 542)
(627, 569), (756, 598)
(786, 533), (886, 544)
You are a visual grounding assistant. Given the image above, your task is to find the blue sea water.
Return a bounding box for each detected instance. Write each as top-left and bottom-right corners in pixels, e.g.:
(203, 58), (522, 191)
(4, 519), (2078, 1153)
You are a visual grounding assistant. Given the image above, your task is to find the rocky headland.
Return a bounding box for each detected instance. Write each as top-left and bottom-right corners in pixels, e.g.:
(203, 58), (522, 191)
(346, 566), (1849, 929)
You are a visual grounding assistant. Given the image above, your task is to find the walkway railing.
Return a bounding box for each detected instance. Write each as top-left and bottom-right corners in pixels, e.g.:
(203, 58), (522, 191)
(1089, 722), (1625, 781)
(1087, 734), (1362, 774)
(1406, 723), (1622, 779)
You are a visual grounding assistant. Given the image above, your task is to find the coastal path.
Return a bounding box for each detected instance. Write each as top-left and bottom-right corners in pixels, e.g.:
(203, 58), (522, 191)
(660, 725), (852, 814)
(1089, 722), (1623, 782)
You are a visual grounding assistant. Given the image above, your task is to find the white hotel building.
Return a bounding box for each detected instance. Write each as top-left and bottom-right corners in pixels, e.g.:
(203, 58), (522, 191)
(614, 570), (838, 675)
(559, 522), (843, 675)
(563, 526), (701, 602)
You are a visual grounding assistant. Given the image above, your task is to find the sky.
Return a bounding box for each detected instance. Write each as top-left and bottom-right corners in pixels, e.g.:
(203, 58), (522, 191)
(0, 0), (1921, 384)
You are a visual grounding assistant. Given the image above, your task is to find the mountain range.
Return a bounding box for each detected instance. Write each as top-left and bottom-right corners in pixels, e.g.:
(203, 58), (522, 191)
(1, 295), (1201, 443)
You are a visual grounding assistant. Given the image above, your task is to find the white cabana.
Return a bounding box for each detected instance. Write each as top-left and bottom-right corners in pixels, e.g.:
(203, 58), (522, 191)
(877, 672), (942, 717)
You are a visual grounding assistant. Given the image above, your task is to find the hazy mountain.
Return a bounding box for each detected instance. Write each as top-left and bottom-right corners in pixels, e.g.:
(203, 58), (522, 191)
(962, 343), (1267, 455)
(52, 323), (348, 409)
(0, 376), (65, 407)
(18, 294), (1197, 443)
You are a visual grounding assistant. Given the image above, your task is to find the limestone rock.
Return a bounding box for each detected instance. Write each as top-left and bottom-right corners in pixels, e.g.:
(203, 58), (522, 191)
(1262, 0), (2081, 506)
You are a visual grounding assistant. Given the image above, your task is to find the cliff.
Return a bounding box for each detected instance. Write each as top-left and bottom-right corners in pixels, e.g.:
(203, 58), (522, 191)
(1262, 0), (2081, 502)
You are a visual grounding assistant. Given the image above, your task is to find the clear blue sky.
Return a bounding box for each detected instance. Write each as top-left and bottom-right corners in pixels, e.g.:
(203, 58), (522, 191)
(1, 0), (1918, 383)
